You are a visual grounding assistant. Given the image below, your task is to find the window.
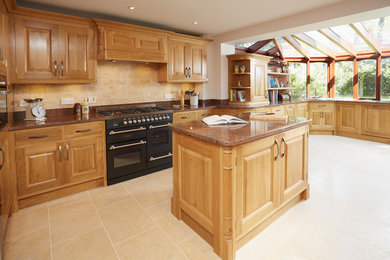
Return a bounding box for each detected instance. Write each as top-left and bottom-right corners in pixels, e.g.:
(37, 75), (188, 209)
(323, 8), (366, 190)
(289, 63), (307, 99)
(358, 59), (376, 99)
(310, 63), (328, 97)
(381, 58), (390, 100)
(335, 61), (353, 98)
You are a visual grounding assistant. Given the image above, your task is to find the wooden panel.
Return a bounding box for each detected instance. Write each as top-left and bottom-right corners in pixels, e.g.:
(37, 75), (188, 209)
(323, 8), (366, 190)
(309, 110), (322, 130)
(66, 136), (103, 183)
(64, 121), (104, 139)
(60, 25), (95, 80)
(252, 63), (266, 102)
(173, 111), (196, 123)
(14, 18), (59, 80)
(337, 103), (358, 133)
(236, 136), (278, 237)
(189, 43), (207, 81)
(14, 126), (63, 147)
(322, 111), (335, 130)
(284, 104), (295, 116)
(361, 104), (390, 138)
(168, 40), (187, 81)
(280, 128), (308, 203)
(0, 4), (7, 76)
(16, 142), (65, 196)
(0, 130), (11, 236)
(295, 103), (308, 118)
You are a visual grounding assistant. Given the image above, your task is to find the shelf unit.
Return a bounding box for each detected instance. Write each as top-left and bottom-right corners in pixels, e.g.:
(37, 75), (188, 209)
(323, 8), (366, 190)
(267, 62), (291, 103)
(227, 53), (272, 107)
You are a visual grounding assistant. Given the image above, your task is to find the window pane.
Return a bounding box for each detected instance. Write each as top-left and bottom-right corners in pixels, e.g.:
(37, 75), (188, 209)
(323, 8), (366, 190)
(236, 42), (256, 48)
(330, 25), (371, 52)
(295, 38), (325, 57)
(335, 61), (353, 98)
(276, 37), (303, 57)
(310, 63), (328, 97)
(362, 17), (390, 49)
(260, 41), (275, 52)
(358, 59), (376, 99)
(381, 58), (390, 100)
(289, 63), (307, 100)
(305, 30), (345, 54)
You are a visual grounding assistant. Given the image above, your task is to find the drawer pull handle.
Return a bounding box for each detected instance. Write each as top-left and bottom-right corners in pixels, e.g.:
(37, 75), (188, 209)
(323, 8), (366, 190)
(150, 152), (172, 162)
(180, 116), (191, 119)
(29, 134), (50, 139)
(318, 105), (327, 107)
(76, 128), (93, 133)
(373, 105), (384, 109)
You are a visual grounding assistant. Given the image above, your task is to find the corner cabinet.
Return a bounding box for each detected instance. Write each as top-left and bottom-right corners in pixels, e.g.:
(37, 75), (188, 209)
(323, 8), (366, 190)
(13, 15), (96, 84)
(158, 36), (209, 83)
(227, 53), (271, 107)
(13, 121), (106, 208)
(309, 102), (336, 133)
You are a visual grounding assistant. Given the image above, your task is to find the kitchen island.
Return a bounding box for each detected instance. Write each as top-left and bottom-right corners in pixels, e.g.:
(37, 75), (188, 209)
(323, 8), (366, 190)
(170, 113), (311, 260)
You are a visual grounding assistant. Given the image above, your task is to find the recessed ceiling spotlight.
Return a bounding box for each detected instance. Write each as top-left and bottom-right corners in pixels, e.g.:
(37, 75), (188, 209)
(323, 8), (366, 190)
(193, 21), (198, 25)
(128, 6), (136, 10)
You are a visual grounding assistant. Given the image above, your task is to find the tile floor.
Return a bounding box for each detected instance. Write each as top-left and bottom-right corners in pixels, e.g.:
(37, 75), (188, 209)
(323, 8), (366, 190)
(4, 136), (390, 260)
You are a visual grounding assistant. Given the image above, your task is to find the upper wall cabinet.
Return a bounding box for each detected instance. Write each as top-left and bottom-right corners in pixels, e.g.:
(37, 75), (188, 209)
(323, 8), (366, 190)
(94, 19), (168, 63)
(13, 15), (96, 84)
(158, 36), (209, 83)
(0, 1), (8, 76)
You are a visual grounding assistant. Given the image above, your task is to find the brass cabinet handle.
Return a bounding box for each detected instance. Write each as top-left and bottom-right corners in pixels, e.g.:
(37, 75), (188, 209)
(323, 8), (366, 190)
(185, 67), (188, 78)
(76, 128), (93, 133)
(61, 61), (64, 76)
(0, 147), (4, 170)
(28, 134), (50, 139)
(180, 116), (191, 119)
(318, 104), (327, 107)
(188, 67), (191, 78)
(54, 60), (57, 76)
(66, 144), (69, 161)
(274, 139), (280, 161)
(59, 145), (62, 162)
(281, 137), (286, 158)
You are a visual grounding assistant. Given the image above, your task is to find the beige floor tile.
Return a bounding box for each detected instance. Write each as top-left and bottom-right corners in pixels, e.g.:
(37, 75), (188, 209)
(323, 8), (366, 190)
(50, 199), (103, 244)
(115, 227), (187, 260)
(123, 175), (172, 209)
(49, 191), (91, 210)
(6, 203), (49, 241)
(89, 183), (132, 209)
(4, 228), (51, 260)
(146, 200), (197, 244)
(97, 197), (157, 244)
(179, 233), (220, 260)
(52, 228), (118, 260)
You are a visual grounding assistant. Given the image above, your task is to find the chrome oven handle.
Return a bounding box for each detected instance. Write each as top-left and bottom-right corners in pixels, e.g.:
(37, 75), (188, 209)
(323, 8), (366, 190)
(109, 140), (146, 150)
(149, 124), (170, 129)
(109, 127), (146, 135)
(150, 152), (172, 162)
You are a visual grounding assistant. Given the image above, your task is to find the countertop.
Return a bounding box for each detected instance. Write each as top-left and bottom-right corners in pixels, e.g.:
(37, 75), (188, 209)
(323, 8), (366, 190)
(169, 113), (311, 146)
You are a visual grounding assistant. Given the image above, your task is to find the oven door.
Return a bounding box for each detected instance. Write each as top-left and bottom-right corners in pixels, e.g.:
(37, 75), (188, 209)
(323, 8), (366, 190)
(147, 123), (172, 167)
(106, 126), (147, 144)
(107, 139), (147, 180)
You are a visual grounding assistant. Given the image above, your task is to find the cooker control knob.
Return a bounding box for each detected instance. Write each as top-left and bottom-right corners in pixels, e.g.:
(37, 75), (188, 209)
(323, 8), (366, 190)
(163, 116), (166, 120)
(167, 115), (170, 119)
(158, 117), (162, 120)
(141, 119), (146, 122)
(128, 120), (132, 124)
(146, 118), (150, 122)
(137, 119), (141, 123)
(155, 118), (159, 121)
(133, 120), (137, 124)
(123, 121), (128, 125)
(150, 118), (155, 121)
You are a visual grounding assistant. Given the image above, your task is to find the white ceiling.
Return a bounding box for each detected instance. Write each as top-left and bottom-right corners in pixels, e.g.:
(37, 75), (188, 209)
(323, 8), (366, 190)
(17, 0), (347, 36)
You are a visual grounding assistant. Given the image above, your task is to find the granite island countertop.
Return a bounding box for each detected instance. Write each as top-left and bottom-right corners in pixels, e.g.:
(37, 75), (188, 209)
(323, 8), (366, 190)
(169, 113), (311, 146)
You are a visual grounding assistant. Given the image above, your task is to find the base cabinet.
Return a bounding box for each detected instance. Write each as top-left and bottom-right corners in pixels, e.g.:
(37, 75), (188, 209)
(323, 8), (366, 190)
(361, 104), (390, 138)
(309, 102), (336, 132)
(337, 103), (359, 134)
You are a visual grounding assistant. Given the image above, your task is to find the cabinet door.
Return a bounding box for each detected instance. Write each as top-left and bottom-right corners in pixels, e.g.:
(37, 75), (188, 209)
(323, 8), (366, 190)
(168, 40), (187, 81)
(252, 62), (268, 103)
(295, 103), (308, 118)
(285, 104), (295, 116)
(66, 136), (104, 183)
(0, 131), (11, 236)
(236, 136), (279, 236)
(322, 111), (335, 130)
(187, 43), (207, 81)
(337, 103), (358, 133)
(59, 25), (95, 80)
(309, 109), (322, 130)
(0, 3), (7, 75)
(279, 128), (308, 203)
(14, 18), (59, 80)
(15, 142), (65, 196)
(361, 104), (390, 138)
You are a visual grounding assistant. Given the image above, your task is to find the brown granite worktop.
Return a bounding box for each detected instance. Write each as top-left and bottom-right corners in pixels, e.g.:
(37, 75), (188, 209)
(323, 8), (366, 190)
(8, 108), (105, 131)
(169, 113), (311, 146)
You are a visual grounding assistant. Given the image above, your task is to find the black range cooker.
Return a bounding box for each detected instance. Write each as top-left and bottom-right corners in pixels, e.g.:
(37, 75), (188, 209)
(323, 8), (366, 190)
(98, 105), (173, 185)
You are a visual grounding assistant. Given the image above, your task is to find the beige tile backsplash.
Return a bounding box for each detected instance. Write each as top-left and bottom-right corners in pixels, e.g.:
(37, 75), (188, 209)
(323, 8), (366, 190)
(13, 61), (199, 111)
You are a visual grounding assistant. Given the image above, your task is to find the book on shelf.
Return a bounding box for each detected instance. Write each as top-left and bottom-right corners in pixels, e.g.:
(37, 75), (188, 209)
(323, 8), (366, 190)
(268, 75), (280, 88)
(237, 90), (245, 102)
(231, 89), (245, 102)
(202, 115), (248, 126)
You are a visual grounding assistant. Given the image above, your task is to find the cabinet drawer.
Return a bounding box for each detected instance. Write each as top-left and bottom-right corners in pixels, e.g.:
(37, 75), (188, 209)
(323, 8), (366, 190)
(15, 127), (63, 147)
(271, 106), (285, 115)
(310, 102), (336, 111)
(64, 122), (104, 139)
(173, 112), (196, 123)
(196, 109), (213, 120)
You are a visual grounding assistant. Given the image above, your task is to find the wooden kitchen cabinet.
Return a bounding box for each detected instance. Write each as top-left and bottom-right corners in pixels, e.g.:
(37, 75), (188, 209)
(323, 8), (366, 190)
(0, 130), (13, 236)
(13, 121), (105, 208)
(173, 111), (197, 123)
(271, 105), (285, 115)
(295, 103), (308, 118)
(284, 104), (295, 117)
(0, 1), (8, 76)
(309, 102), (336, 133)
(361, 104), (390, 139)
(14, 15), (96, 84)
(337, 103), (359, 134)
(158, 36), (208, 83)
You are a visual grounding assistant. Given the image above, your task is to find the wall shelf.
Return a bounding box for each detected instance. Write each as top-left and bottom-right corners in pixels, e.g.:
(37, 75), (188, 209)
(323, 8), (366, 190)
(268, 72), (291, 76)
(268, 87), (293, 90)
(231, 72), (251, 75)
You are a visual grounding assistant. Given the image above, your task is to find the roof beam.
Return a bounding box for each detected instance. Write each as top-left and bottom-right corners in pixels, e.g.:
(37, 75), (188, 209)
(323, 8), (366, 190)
(247, 39), (272, 53)
(318, 28), (357, 57)
(293, 33), (336, 59)
(273, 39), (284, 59)
(267, 47), (278, 56)
(282, 36), (310, 59)
(350, 23), (381, 54)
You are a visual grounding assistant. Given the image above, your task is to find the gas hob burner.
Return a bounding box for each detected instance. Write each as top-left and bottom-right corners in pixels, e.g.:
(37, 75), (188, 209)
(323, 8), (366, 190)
(137, 106), (169, 113)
